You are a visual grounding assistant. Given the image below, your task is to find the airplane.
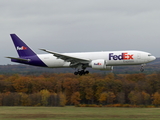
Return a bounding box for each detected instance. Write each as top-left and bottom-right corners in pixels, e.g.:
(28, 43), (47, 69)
(6, 34), (156, 75)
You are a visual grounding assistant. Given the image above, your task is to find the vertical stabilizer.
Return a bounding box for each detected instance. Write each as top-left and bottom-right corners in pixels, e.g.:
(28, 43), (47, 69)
(10, 34), (36, 57)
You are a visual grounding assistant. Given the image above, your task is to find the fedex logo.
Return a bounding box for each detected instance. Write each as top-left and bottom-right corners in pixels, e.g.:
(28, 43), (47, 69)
(109, 53), (134, 60)
(17, 46), (27, 50)
(94, 63), (102, 65)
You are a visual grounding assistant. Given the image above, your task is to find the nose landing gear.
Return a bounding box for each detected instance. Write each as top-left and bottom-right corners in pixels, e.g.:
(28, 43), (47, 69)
(140, 64), (146, 72)
(140, 67), (144, 72)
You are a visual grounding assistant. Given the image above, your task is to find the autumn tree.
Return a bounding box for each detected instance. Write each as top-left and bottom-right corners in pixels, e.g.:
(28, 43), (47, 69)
(128, 91), (143, 105)
(99, 92), (107, 105)
(19, 92), (30, 106)
(0, 93), (3, 106)
(152, 92), (160, 106)
(12, 76), (32, 93)
(146, 74), (160, 94)
(126, 73), (146, 82)
(71, 92), (81, 105)
(29, 93), (41, 106)
(79, 75), (95, 104)
(106, 91), (116, 104)
(48, 93), (58, 106)
(62, 77), (79, 104)
(116, 92), (125, 104)
(59, 92), (66, 107)
(2, 92), (19, 106)
(40, 89), (50, 106)
(99, 92), (116, 105)
(141, 91), (151, 105)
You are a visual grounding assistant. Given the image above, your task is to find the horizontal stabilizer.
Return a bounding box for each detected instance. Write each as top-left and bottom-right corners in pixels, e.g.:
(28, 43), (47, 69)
(6, 57), (30, 62)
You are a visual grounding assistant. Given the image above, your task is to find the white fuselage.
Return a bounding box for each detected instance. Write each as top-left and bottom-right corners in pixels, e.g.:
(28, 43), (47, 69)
(37, 50), (156, 68)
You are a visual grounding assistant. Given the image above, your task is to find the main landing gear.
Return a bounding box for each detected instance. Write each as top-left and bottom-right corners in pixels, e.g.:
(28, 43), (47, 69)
(74, 70), (89, 76)
(73, 64), (89, 76)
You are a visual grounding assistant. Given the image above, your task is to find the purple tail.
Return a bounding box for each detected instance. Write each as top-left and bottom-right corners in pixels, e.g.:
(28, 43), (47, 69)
(10, 34), (36, 57)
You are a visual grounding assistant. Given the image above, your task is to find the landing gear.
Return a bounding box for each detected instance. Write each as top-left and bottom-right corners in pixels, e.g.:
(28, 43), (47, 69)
(140, 64), (146, 72)
(140, 67), (144, 72)
(74, 70), (89, 76)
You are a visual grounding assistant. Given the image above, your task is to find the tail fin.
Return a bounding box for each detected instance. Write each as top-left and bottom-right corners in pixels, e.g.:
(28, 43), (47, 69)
(10, 34), (36, 57)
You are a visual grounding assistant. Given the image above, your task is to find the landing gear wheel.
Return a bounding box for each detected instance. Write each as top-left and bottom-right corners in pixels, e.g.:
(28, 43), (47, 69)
(74, 70), (89, 75)
(140, 64), (145, 72)
(74, 72), (78, 75)
(85, 70), (89, 74)
(140, 68), (144, 72)
(79, 71), (83, 76)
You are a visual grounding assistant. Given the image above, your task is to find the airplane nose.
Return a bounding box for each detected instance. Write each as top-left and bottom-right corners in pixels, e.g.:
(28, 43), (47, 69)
(151, 56), (156, 61)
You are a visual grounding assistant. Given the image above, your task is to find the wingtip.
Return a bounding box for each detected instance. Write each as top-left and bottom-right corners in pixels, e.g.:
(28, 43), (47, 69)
(5, 57), (11, 59)
(39, 48), (46, 51)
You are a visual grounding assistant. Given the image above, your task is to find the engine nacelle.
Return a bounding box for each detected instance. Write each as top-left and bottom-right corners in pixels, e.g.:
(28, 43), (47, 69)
(90, 59), (113, 70)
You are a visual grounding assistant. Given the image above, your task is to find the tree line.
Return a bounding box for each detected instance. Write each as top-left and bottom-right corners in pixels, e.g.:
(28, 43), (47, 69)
(0, 73), (160, 107)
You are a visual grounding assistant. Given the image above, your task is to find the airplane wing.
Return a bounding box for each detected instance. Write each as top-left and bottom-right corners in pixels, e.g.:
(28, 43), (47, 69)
(6, 57), (30, 62)
(39, 49), (90, 65)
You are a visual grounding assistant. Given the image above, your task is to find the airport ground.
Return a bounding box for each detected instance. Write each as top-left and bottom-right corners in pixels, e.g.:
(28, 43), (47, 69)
(0, 106), (160, 120)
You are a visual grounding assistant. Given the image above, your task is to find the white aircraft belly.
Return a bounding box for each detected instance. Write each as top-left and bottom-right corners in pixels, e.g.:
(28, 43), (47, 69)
(38, 54), (70, 68)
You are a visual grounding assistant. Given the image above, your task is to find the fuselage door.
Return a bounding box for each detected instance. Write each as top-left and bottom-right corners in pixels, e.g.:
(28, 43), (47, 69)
(137, 53), (141, 59)
(137, 53), (142, 63)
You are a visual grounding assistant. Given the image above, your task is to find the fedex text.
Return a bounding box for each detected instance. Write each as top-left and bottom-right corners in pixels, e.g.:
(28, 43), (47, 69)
(94, 63), (102, 65)
(17, 46), (27, 50)
(109, 53), (134, 60)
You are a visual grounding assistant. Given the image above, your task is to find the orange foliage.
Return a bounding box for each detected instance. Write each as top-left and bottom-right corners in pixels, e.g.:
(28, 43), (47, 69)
(152, 92), (160, 106)
(71, 92), (81, 105)
(0, 73), (159, 106)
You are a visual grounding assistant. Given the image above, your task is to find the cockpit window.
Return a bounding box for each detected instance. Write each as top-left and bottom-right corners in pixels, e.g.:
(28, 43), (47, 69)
(148, 54), (151, 56)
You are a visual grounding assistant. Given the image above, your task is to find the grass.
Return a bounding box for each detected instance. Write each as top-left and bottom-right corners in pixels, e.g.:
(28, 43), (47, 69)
(0, 106), (160, 120)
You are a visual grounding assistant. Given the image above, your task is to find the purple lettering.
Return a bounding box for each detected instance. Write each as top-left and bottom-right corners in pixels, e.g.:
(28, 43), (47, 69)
(109, 53), (134, 60)
(109, 53), (114, 60)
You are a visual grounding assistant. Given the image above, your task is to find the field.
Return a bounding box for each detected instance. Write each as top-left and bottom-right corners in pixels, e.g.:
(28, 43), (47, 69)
(0, 106), (160, 120)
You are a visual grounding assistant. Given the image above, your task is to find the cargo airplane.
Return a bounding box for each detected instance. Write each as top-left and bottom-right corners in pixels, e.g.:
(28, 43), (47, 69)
(6, 34), (156, 75)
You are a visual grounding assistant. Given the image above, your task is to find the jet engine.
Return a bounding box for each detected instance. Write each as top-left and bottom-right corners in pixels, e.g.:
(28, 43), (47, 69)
(90, 59), (113, 70)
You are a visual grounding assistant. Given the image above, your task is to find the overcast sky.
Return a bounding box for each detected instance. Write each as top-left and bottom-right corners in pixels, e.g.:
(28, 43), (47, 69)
(1, 0), (160, 65)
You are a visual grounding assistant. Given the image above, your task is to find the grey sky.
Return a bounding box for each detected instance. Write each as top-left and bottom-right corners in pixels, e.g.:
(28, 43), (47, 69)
(1, 0), (160, 65)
